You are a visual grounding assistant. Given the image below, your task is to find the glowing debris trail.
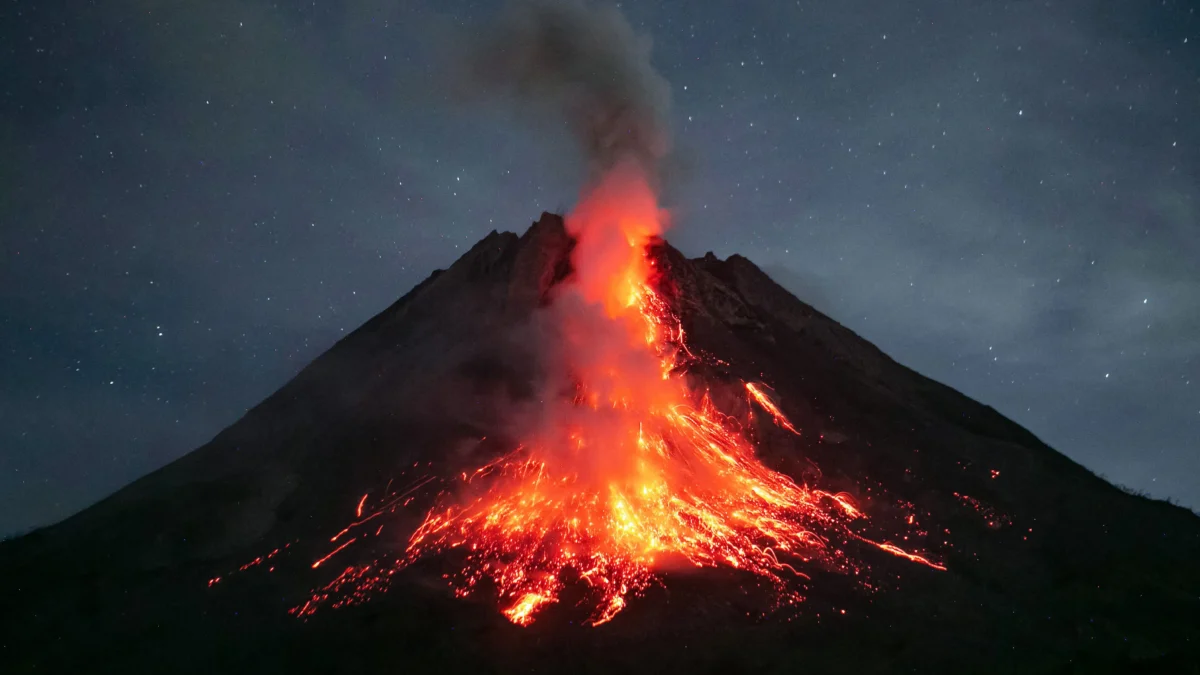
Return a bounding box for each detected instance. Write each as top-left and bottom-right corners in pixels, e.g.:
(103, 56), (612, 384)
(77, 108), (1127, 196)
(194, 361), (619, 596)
(312, 538), (356, 569)
(867, 542), (948, 571)
(745, 382), (801, 435)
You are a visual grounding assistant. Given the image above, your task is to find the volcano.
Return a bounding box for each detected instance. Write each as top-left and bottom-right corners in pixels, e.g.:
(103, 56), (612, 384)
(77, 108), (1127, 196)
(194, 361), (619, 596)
(2, 209), (1199, 674)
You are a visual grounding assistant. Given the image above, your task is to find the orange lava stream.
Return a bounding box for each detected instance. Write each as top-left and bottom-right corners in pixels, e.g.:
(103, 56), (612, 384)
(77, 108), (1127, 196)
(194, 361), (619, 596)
(396, 162), (944, 626)
(745, 382), (801, 435)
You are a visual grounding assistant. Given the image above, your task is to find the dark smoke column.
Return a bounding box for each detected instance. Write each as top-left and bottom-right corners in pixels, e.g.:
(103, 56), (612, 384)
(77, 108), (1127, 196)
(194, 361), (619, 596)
(466, 0), (672, 184)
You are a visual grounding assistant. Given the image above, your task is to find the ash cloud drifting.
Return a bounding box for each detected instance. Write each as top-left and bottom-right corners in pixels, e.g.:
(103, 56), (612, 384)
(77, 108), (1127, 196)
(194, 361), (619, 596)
(464, 0), (672, 182)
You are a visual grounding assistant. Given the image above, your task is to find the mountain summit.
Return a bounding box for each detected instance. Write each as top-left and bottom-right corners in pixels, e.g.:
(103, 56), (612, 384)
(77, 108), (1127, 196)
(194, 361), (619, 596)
(2, 213), (1198, 674)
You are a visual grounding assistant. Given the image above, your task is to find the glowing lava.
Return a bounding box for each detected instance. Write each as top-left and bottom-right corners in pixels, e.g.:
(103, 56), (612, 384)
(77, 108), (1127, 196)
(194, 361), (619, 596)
(391, 161), (944, 626)
(266, 162), (946, 626)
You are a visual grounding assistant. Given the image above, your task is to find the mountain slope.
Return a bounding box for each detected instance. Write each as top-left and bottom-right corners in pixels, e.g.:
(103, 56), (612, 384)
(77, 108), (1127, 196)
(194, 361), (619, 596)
(2, 213), (1197, 674)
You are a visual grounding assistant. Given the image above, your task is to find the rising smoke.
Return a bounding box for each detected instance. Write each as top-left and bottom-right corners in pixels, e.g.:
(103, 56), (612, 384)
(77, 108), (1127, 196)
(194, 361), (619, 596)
(465, 0), (672, 182)
(440, 0), (677, 484)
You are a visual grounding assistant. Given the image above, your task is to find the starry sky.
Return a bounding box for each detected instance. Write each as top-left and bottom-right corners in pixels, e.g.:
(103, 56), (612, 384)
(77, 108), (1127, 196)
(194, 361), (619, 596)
(2, 0), (1197, 537)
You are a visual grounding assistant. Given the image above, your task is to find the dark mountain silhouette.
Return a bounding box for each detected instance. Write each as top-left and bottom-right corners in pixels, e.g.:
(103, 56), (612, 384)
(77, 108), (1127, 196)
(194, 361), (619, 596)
(2, 213), (1198, 674)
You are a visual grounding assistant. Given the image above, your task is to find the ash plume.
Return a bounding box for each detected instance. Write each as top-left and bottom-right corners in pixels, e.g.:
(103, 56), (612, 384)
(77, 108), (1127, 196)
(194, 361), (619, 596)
(464, 0), (672, 182)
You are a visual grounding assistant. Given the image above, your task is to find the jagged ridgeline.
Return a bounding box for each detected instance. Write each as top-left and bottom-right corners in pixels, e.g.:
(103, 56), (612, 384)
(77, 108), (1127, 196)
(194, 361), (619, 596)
(1, 214), (1198, 674)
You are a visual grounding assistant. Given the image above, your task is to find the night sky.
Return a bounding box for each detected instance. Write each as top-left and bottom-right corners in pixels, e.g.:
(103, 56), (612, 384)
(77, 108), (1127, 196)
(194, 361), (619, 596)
(2, 0), (1197, 537)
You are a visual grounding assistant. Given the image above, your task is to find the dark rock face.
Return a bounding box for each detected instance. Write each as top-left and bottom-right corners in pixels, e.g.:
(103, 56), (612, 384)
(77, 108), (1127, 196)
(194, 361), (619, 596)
(2, 213), (1197, 674)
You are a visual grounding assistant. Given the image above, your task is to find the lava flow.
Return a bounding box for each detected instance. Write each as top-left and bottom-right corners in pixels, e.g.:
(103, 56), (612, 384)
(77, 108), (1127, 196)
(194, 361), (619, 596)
(273, 162), (945, 626)
(388, 161), (946, 627)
